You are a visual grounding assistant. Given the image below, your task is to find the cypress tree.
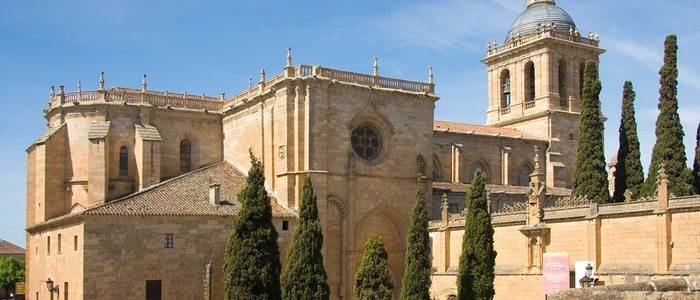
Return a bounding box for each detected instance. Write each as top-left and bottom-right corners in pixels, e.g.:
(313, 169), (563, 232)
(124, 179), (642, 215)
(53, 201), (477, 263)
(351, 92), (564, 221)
(456, 171), (496, 300)
(641, 35), (694, 197)
(693, 123), (700, 193)
(224, 152), (281, 300)
(353, 234), (394, 300)
(399, 156), (432, 300)
(612, 81), (645, 202)
(281, 176), (330, 300)
(571, 60), (611, 203)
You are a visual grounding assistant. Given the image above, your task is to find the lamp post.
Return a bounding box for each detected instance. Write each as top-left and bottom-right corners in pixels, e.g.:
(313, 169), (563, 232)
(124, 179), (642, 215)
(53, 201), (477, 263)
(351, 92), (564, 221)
(578, 263), (597, 288)
(46, 278), (59, 299)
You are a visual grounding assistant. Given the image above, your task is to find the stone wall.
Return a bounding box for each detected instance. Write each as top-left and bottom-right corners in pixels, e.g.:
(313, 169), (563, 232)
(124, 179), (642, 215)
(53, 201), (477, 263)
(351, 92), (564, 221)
(428, 195), (700, 299)
(433, 132), (546, 186)
(26, 104), (223, 226)
(25, 221), (84, 300)
(26, 215), (294, 299)
(222, 74), (437, 298)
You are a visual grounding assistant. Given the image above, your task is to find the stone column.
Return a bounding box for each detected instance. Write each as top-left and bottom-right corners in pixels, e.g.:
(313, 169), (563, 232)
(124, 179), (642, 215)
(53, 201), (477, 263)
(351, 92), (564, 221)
(451, 144), (462, 183)
(501, 147), (511, 185)
(519, 147), (549, 273)
(654, 165), (672, 273)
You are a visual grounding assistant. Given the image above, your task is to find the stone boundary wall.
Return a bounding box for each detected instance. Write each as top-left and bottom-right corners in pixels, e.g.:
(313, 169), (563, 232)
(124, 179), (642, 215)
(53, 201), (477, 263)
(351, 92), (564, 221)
(428, 194), (700, 300)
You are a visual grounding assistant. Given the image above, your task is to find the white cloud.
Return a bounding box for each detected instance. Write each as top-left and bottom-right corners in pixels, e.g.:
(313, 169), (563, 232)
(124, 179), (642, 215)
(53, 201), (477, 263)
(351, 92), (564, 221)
(367, 0), (518, 51)
(608, 39), (700, 90)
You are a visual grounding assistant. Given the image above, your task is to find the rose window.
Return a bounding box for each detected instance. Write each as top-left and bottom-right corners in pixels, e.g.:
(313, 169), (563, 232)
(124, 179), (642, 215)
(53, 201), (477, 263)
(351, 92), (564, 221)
(351, 123), (382, 161)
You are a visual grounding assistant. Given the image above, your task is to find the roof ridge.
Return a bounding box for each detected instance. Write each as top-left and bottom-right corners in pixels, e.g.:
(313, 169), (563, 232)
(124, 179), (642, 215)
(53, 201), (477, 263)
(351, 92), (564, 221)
(81, 161), (227, 215)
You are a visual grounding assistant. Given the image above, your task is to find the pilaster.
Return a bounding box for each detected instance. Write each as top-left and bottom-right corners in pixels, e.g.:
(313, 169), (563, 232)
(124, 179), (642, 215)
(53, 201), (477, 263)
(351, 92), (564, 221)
(134, 124), (162, 189)
(87, 121), (111, 207)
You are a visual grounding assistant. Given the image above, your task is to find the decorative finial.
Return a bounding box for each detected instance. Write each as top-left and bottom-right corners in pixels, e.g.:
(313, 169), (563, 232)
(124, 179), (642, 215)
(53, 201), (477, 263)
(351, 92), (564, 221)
(248, 77), (252, 89)
(259, 68), (266, 83)
(50, 85), (56, 97)
(285, 47), (292, 68)
(58, 84), (65, 95)
(441, 193), (449, 209)
(98, 71), (105, 90)
(533, 145), (541, 172)
(658, 163), (668, 182)
(428, 66), (434, 84)
(141, 74), (148, 92)
(77, 81), (82, 93)
(220, 92), (225, 101)
(373, 57), (379, 76)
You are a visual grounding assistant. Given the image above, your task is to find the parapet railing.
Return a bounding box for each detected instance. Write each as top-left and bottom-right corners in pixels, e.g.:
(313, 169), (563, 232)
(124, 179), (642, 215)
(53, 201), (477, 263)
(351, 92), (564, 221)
(486, 26), (600, 57)
(52, 88), (224, 111)
(227, 64), (435, 105)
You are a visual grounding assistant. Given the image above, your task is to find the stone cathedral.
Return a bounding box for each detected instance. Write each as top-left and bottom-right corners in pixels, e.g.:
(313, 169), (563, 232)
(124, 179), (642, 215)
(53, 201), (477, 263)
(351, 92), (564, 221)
(24, 1), (700, 299)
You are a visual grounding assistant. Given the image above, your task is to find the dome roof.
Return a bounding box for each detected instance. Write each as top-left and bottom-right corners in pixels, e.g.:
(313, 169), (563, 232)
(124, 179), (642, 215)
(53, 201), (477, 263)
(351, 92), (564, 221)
(506, 1), (576, 41)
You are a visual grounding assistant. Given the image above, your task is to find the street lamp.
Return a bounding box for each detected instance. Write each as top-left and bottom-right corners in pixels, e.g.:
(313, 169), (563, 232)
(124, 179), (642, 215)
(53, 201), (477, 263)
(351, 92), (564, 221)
(46, 278), (59, 294)
(578, 263), (598, 288)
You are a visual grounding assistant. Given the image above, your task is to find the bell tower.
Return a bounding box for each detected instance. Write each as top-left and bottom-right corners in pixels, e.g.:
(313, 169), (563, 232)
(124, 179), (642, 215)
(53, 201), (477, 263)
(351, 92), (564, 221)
(482, 0), (605, 188)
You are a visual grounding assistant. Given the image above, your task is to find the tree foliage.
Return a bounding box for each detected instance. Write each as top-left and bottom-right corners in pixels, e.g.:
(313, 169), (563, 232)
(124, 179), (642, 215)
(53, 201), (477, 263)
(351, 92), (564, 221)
(354, 234), (394, 300)
(693, 123), (700, 194)
(456, 171), (496, 300)
(224, 152), (281, 300)
(0, 257), (24, 295)
(281, 176), (330, 300)
(641, 35), (694, 197)
(612, 81), (645, 202)
(571, 60), (611, 203)
(399, 156), (432, 300)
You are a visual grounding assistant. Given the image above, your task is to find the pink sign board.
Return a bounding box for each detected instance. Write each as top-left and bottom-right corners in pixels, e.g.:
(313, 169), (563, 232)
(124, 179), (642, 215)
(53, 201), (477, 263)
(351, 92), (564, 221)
(543, 253), (570, 295)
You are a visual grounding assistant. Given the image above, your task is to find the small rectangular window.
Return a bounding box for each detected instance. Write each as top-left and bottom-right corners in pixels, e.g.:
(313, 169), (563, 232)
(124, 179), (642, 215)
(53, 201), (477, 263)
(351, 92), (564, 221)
(58, 234), (62, 253)
(74, 235), (78, 251)
(164, 234), (173, 249)
(47, 236), (51, 254)
(64, 282), (69, 300)
(282, 220), (289, 231)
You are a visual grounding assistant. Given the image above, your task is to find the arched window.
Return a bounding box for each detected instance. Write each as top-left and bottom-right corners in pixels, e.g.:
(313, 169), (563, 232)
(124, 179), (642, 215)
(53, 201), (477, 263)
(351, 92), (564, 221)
(180, 139), (192, 173)
(517, 164), (533, 186)
(432, 156), (443, 181)
(579, 62), (585, 99)
(524, 61), (536, 102)
(558, 59), (568, 101)
(119, 146), (128, 177)
(500, 70), (511, 107)
(469, 161), (488, 183)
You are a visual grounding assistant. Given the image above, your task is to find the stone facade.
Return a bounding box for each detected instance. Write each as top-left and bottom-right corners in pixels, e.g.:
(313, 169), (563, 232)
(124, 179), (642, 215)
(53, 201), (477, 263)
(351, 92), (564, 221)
(23, 1), (700, 300)
(428, 171), (700, 299)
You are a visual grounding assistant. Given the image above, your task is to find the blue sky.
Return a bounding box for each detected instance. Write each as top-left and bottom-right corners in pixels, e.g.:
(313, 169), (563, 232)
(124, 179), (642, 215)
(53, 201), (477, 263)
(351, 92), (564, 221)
(1, 0), (698, 247)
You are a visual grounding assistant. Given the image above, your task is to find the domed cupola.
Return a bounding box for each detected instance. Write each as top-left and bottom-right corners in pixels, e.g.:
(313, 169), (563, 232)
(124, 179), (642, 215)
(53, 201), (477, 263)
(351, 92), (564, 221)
(506, 0), (576, 41)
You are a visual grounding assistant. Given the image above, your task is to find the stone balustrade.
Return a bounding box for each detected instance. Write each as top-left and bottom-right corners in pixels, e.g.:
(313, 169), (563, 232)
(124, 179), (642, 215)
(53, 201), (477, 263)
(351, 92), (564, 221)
(227, 64), (435, 105)
(486, 27), (600, 57)
(52, 87), (224, 111)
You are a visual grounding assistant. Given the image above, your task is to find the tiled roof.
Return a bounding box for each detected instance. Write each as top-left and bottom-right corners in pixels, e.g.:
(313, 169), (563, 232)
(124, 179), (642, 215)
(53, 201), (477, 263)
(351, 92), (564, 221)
(83, 161), (296, 218)
(433, 120), (544, 141)
(135, 124), (162, 141)
(0, 239), (25, 254)
(87, 121), (110, 139)
(433, 181), (571, 196)
(34, 123), (65, 144)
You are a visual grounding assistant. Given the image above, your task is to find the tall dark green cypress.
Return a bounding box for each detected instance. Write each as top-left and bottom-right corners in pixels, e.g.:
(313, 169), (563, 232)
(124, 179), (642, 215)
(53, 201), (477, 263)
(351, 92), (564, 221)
(571, 60), (611, 203)
(281, 176), (330, 300)
(399, 156), (431, 300)
(641, 35), (694, 197)
(612, 81), (645, 202)
(224, 152), (281, 300)
(693, 123), (700, 193)
(456, 171), (496, 300)
(353, 234), (394, 300)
